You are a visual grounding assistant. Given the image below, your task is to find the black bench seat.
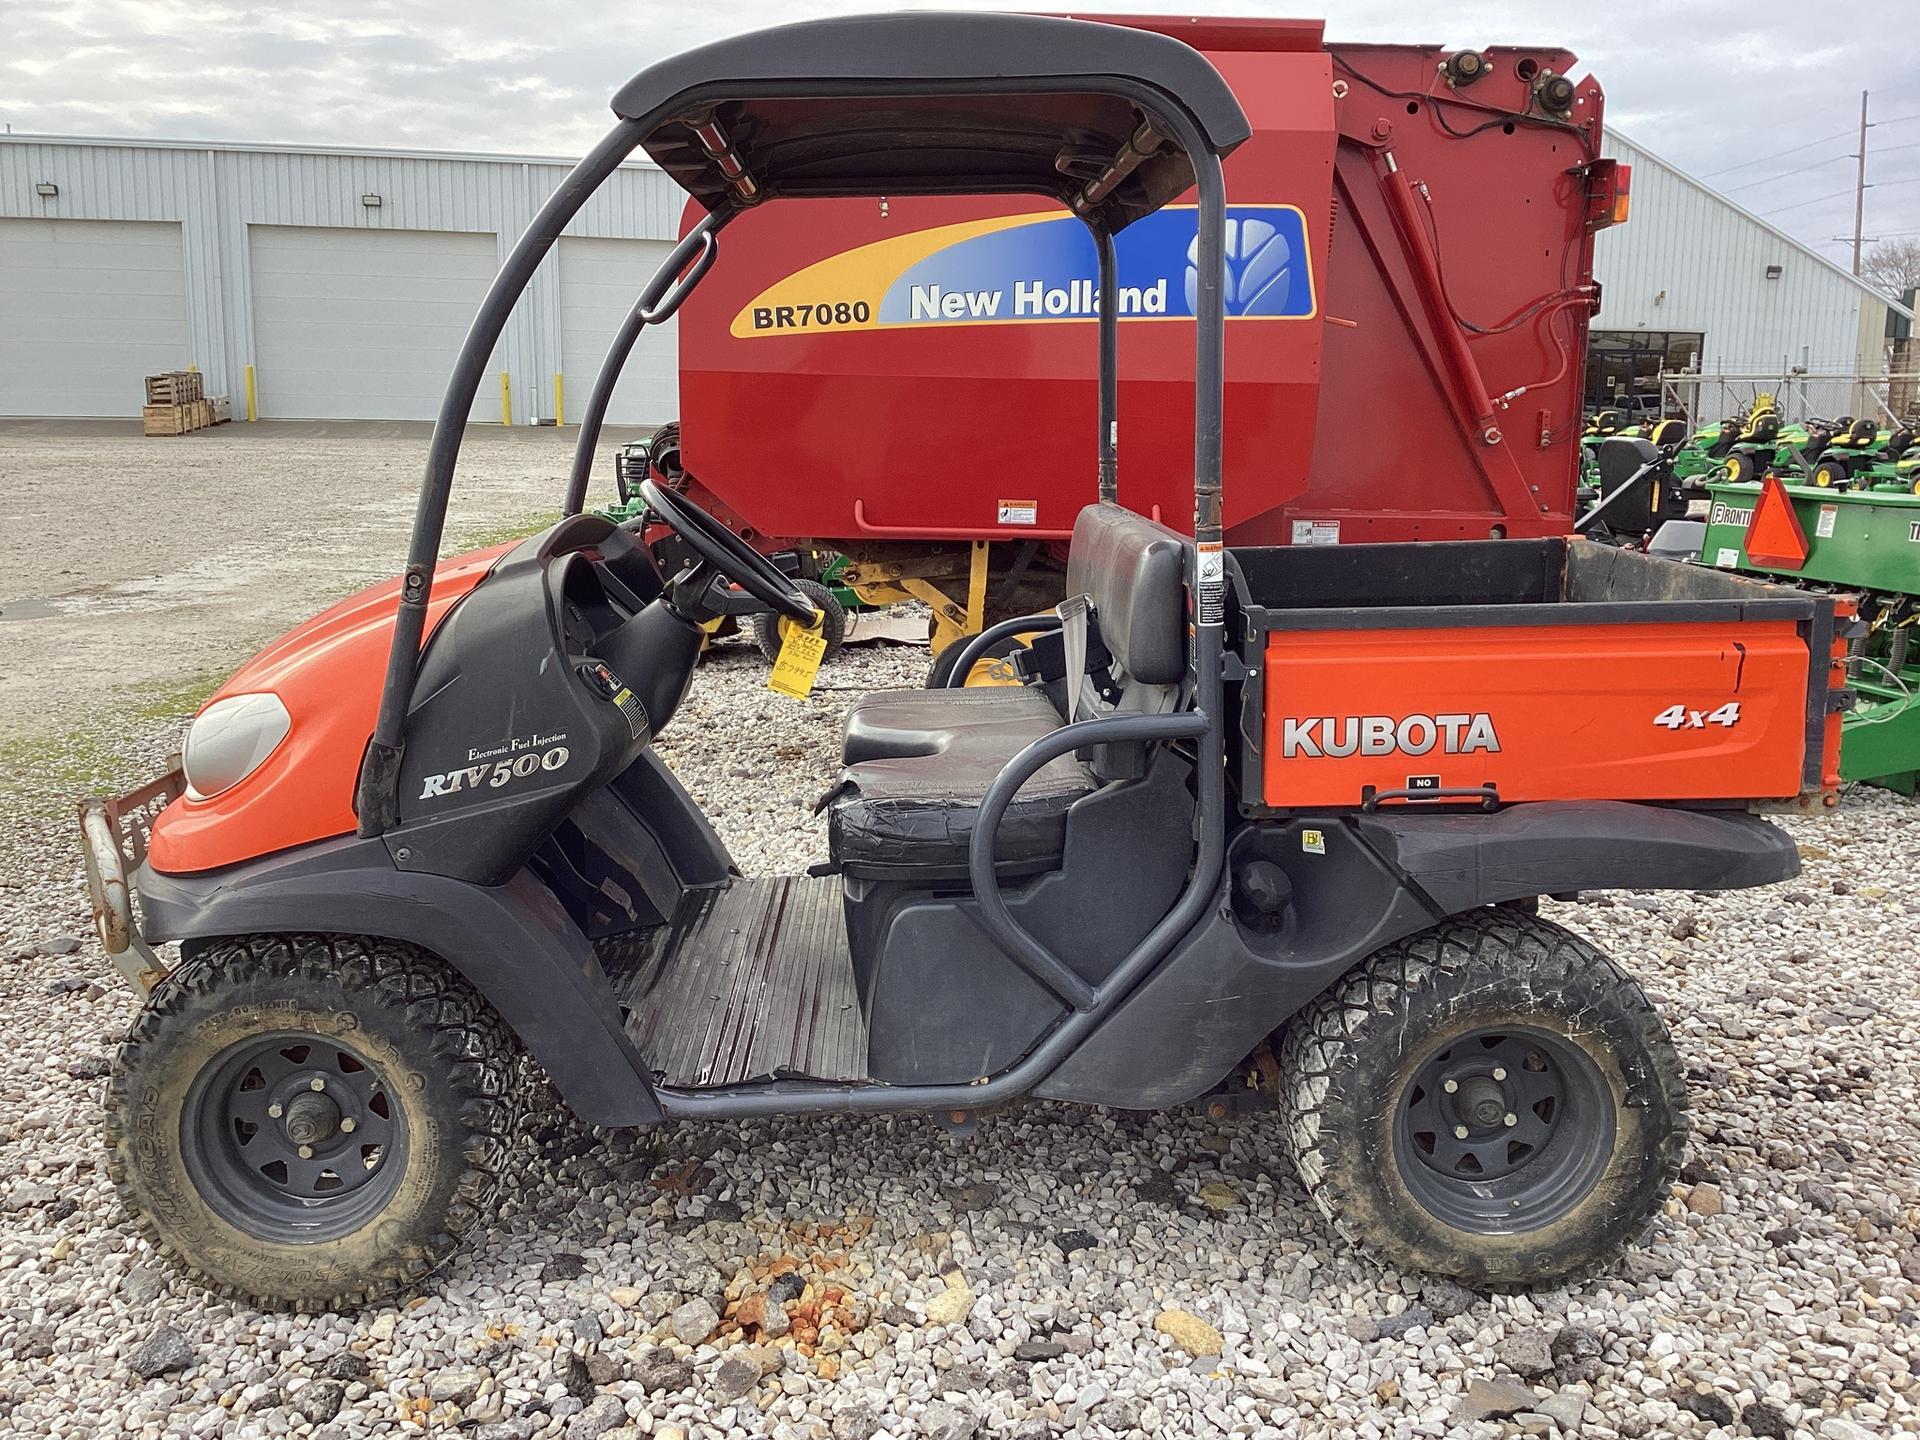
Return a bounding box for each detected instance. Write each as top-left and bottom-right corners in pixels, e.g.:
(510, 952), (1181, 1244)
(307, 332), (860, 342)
(827, 502), (1190, 878)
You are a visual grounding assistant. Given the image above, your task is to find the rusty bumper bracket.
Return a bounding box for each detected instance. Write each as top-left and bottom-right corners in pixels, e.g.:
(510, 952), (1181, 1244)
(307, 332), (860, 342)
(78, 761), (185, 994)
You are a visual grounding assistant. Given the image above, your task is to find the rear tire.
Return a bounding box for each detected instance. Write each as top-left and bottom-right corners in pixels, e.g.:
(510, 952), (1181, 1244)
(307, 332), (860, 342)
(104, 935), (522, 1311)
(752, 578), (846, 664)
(1276, 909), (1685, 1287)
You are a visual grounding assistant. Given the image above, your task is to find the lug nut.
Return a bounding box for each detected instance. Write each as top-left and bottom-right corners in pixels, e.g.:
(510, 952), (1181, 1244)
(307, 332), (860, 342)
(340, 1117), (357, 1133)
(309, 1077), (326, 1092)
(267, 1102), (283, 1119)
(297, 1145), (313, 1159)
(1504, 1113), (1519, 1127)
(1453, 1125), (1470, 1140)
(1492, 1067), (1507, 1081)
(1443, 1079), (1459, 1093)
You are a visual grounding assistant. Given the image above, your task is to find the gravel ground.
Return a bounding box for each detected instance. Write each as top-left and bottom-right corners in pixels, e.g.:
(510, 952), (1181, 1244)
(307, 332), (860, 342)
(2, 429), (1918, 1437)
(0, 419), (646, 744)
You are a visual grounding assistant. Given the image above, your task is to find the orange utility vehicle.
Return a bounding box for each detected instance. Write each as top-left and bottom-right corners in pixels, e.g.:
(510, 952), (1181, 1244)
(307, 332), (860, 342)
(82, 14), (1838, 1312)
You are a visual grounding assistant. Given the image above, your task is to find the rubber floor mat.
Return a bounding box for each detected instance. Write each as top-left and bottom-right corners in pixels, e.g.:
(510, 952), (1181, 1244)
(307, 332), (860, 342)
(611, 875), (868, 1086)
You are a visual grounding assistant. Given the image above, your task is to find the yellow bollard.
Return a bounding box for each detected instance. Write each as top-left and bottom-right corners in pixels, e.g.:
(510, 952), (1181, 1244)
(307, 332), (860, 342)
(555, 374), (565, 426)
(500, 372), (512, 426)
(244, 365), (257, 422)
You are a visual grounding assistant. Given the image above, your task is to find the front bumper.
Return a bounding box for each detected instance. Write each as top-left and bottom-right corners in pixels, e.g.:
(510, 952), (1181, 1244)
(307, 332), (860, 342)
(77, 763), (185, 994)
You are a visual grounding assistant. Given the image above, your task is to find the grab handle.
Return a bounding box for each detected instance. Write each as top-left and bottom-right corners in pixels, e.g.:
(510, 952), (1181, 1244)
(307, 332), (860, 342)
(967, 710), (1207, 1009)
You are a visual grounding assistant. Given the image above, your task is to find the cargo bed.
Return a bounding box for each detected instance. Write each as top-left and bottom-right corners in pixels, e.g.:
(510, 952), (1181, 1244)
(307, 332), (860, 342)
(1230, 539), (1849, 813)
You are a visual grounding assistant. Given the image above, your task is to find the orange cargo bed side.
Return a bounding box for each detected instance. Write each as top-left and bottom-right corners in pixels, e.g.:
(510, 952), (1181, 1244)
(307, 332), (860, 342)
(1233, 537), (1847, 814)
(1260, 620), (1808, 807)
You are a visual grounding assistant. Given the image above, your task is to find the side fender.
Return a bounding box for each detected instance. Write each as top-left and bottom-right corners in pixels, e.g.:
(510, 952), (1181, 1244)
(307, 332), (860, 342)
(136, 836), (660, 1127)
(1038, 802), (1797, 1109)
(1366, 800), (1800, 910)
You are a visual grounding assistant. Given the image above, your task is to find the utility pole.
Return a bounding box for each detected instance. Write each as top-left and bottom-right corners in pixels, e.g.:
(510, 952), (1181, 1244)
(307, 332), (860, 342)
(1853, 90), (1870, 276)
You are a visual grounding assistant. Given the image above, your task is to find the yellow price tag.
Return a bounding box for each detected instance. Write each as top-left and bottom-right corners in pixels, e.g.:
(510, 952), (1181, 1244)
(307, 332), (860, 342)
(767, 618), (828, 700)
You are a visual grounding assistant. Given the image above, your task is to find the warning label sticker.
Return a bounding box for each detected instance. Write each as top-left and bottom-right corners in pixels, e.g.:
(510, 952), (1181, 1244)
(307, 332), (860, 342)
(1197, 541), (1225, 626)
(1816, 504), (1839, 539)
(998, 499), (1037, 526)
(1291, 519), (1340, 547)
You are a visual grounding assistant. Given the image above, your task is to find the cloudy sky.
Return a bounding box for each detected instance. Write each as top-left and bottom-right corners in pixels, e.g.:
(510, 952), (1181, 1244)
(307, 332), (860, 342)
(5, 0), (1919, 267)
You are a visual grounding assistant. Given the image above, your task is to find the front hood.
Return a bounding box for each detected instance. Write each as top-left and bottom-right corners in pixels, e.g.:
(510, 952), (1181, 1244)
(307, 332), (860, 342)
(149, 543), (517, 874)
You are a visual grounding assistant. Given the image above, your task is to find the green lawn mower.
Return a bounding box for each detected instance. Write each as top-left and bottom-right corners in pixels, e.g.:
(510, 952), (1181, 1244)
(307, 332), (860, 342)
(1806, 420), (1920, 493)
(1715, 409), (1787, 483)
(1673, 413), (1767, 481)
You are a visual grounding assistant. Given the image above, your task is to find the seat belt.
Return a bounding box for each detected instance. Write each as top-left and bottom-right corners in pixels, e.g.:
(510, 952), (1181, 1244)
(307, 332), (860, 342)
(1056, 594), (1091, 723)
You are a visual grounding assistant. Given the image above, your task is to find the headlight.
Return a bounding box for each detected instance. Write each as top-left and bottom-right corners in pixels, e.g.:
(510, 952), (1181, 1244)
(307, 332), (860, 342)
(182, 693), (292, 801)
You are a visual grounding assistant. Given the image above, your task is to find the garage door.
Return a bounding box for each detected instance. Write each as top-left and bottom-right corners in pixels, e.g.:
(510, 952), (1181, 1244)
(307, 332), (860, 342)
(559, 236), (679, 426)
(249, 226), (499, 421)
(0, 218), (190, 417)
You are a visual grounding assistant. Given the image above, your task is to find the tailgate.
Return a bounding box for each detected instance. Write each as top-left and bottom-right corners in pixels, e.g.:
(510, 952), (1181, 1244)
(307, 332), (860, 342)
(1237, 540), (1849, 813)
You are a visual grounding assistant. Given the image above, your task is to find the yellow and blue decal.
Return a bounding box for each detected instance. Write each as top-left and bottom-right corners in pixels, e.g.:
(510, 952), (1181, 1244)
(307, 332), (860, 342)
(731, 205), (1316, 338)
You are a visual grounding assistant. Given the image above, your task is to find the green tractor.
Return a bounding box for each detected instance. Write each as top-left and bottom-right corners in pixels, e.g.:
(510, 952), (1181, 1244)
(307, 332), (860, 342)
(1670, 415), (1748, 482)
(1713, 408), (1788, 483)
(1805, 419), (1920, 493)
(1578, 407), (1645, 488)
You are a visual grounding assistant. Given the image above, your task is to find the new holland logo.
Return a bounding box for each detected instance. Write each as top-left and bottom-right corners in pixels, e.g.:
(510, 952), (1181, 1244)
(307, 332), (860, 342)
(732, 205), (1317, 337)
(1187, 216), (1297, 316)
(1280, 712), (1501, 759)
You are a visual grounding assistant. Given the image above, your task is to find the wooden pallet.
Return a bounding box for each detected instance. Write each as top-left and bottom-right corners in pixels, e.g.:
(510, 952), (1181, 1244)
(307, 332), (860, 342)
(144, 371), (204, 405)
(142, 399), (213, 436)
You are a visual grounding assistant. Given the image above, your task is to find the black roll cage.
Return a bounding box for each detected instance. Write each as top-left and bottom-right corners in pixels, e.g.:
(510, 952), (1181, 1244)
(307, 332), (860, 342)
(354, 13), (1243, 1118)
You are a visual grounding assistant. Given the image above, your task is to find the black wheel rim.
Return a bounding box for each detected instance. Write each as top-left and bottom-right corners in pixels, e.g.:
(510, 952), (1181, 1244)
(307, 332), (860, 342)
(183, 1032), (407, 1242)
(1394, 1025), (1614, 1234)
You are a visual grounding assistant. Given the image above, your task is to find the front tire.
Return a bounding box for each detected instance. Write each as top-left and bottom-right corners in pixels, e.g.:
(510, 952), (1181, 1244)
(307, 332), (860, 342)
(105, 935), (522, 1311)
(1276, 910), (1685, 1287)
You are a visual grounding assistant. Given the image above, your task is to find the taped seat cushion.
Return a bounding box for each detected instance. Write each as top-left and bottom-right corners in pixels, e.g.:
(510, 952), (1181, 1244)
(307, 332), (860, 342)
(842, 685), (1061, 764)
(830, 692), (1093, 875)
(829, 750), (1095, 875)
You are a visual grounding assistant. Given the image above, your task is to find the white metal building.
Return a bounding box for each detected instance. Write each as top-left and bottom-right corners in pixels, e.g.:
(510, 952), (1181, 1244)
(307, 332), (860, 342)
(0, 128), (1910, 424)
(0, 135), (686, 423)
(1590, 131), (1909, 415)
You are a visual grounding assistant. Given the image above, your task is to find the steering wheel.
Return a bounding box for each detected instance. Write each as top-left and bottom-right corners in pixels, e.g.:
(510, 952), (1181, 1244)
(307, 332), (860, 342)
(639, 477), (819, 625)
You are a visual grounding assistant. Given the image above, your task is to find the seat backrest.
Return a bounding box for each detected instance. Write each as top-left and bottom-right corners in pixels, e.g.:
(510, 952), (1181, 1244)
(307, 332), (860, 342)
(1063, 503), (1191, 687)
(1589, 435), (1659, 535)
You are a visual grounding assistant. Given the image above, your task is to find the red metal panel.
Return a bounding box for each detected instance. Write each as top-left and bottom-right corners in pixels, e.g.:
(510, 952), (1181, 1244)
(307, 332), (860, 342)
(673, 24), (1604, 549)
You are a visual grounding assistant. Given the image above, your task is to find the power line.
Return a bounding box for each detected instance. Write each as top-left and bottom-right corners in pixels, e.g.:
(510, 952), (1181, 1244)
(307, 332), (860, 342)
(1721, 153), (1851, 193)
(1698, 108), (1920, 182)
(1702, 126), (1856, 179)
(1758, 186), (1857, 217)
(1759, 175), (1920, 219)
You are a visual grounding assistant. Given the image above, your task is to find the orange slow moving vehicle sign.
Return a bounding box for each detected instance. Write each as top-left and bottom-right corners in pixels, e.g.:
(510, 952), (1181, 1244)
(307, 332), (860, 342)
(1261, 621), (1813, 808)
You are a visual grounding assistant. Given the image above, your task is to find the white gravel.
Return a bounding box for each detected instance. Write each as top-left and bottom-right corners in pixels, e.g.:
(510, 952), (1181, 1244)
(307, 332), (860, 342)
(2, 450), (1918, 1437)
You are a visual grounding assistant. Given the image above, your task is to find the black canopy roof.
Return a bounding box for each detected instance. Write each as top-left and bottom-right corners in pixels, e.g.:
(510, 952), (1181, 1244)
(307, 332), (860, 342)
(609, 12), (1250, 232)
